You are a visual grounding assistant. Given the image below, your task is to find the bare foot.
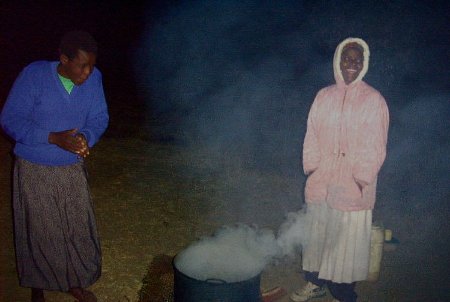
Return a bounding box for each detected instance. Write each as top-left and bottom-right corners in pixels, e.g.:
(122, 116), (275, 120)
(69, 288), (97, 302)
(31, 288), (45, 302)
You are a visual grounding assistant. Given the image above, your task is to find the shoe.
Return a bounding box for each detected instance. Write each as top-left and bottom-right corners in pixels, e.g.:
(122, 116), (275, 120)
(290, 282), (326, 302)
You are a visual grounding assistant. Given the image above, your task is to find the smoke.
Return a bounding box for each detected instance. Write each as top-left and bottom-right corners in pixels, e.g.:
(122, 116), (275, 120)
(376, 94), (450, 237)
(137, 0), (450, 293)
(174, 209), (308, 282)
(277, 207), (310, 256)
(135, 0), (323, 175)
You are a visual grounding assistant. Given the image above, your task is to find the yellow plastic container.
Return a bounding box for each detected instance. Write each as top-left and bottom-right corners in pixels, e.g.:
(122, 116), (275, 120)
(367, 223), (384, 282)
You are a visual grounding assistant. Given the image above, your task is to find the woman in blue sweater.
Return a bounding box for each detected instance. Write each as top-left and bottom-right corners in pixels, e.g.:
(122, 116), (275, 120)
(1, 30), (109, 302)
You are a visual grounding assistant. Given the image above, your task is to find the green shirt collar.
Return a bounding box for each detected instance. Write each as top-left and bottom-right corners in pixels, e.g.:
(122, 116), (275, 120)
(57, 73), (75, 94)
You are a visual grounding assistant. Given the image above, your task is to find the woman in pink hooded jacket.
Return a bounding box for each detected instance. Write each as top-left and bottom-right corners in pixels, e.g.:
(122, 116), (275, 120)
(290, 38), (389, 302)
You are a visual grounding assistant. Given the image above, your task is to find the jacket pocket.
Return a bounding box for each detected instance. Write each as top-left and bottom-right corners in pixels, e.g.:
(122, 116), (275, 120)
(305, 168), (328, 201)
(327, 158), (362, 204)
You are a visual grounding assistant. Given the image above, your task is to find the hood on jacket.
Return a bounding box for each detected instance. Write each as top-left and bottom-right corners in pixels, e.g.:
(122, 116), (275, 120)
(333, 37), (370, 86)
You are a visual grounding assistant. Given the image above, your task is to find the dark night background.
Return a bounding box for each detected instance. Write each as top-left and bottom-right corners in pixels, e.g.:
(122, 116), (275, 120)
(1, 0), (449, 301)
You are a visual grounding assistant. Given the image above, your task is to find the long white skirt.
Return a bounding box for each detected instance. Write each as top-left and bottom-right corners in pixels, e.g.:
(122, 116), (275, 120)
(302, 203), (372, 283)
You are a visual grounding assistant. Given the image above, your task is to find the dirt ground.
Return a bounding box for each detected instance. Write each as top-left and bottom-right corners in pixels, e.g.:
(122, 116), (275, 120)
(1, 128), (448, 302)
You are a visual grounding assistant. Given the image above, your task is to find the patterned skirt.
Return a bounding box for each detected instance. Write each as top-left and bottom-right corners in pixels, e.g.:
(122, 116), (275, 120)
(302, 203), (372, 283)
(13, 158), (101, 291)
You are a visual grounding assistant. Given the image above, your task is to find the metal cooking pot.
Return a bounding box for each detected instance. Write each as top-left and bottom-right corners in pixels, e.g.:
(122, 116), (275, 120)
(173, 259), (262, 302)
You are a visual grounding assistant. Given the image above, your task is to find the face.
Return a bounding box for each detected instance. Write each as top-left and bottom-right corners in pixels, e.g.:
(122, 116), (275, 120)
(58, 49), (96, 85)
(340, 46), (364, 85)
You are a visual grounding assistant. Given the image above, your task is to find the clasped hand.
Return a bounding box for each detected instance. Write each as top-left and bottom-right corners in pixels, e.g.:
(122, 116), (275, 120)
(48, 129), (90, 158)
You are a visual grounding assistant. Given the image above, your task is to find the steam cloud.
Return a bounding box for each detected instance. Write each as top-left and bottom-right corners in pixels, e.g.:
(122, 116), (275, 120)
(174, 209), (308, 282)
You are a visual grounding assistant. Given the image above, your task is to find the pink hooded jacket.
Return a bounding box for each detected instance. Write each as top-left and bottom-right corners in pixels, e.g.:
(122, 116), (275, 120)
(303, 38), (389, 211)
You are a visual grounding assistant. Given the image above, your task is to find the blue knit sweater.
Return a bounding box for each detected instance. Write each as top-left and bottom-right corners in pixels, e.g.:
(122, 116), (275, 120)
(1, 61), (109, 166)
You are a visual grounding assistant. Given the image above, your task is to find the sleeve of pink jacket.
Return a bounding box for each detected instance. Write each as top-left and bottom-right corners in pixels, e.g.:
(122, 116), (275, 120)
(352, 93), (390, 186)
(302, 91), (322, 175)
